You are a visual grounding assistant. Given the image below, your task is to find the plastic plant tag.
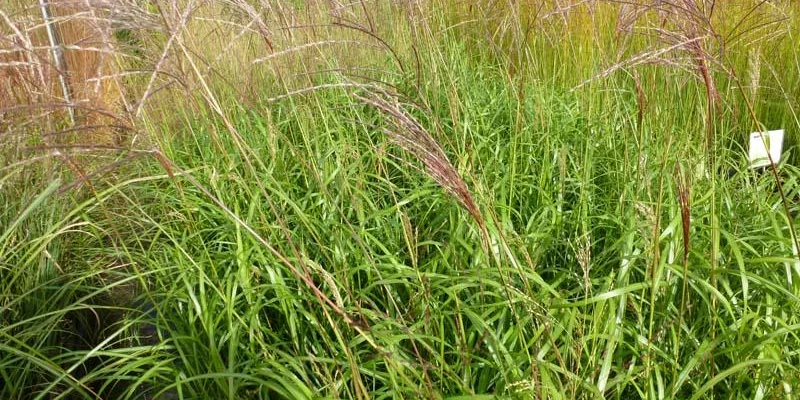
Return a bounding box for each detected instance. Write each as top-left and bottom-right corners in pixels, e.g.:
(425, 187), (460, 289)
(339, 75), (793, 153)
(748, 129), (784, 169)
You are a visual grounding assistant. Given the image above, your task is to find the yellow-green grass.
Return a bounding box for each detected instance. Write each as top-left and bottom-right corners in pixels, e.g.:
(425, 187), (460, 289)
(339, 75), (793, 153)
(2, 1), (800, 398)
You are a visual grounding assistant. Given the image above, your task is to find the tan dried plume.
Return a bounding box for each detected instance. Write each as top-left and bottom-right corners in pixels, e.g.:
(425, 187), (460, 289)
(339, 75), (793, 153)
(353, 89), (485, 234)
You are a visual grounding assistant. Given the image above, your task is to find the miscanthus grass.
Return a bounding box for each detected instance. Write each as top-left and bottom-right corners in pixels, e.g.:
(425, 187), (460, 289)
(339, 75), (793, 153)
(2, 1), (800, 399)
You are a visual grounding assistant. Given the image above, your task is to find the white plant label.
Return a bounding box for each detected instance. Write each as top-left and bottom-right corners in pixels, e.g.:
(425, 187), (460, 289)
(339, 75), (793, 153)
(748, 129), (784, 168)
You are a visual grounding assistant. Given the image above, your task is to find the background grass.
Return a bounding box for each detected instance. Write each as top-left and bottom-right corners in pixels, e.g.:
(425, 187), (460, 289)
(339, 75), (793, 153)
(2, 0), (800, 399)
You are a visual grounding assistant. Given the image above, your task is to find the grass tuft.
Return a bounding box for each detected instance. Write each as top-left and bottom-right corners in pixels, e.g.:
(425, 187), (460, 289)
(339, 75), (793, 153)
(2, 1), (800, 399)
